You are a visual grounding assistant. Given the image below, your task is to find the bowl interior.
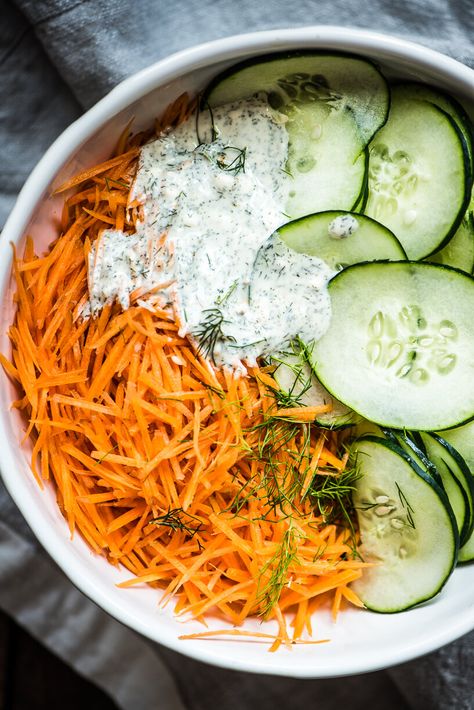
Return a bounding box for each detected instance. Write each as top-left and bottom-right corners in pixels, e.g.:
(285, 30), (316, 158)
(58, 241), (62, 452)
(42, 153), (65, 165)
(1, 28), (474, 677)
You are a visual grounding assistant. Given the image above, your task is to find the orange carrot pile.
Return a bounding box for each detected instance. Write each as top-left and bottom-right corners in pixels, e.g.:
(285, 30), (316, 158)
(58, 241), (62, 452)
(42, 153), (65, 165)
(2, 94), (368, 649)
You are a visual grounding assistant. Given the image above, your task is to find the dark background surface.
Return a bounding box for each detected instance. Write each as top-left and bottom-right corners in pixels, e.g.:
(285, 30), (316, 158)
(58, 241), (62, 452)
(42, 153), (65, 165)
(0, 609), (117, 710)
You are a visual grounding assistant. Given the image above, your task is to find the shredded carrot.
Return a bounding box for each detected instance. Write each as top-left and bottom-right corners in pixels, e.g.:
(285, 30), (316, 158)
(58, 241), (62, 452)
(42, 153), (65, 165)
(179, 629), (330, 645)
(275, 405), (332, 419)
(3, 91), (365, 645)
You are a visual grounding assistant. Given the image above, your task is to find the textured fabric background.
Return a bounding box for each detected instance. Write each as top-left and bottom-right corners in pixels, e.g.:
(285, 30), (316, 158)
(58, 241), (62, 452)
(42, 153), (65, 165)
(1, 1), (473, 708)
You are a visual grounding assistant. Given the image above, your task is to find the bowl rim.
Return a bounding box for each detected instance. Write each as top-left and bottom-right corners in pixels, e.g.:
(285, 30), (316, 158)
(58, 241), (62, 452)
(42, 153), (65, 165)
(1, 25), (474, 677)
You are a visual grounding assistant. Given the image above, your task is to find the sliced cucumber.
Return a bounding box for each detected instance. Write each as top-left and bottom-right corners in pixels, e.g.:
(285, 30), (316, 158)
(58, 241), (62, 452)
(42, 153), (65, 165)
(351, 148), (370, 213)
(351, 436), (458, 612)
(387, 430), (441, 486)
(310, 261), (474, 430)
(204, 52), (389, 220)
(354, 426), (443, 486)
(395, 82), (473, 175)
(284, 102), (366, 219)
(420, 433), (474, 546)
(204, 52), (389, 146)
(459, 532), (474, 562)
(426, 188), (474, 273)
(437, 420), (474, 473)
(272, 345), (358, 428)
(426, 214), (474, 273)
(425, 422), (474, 559)
(365, 87), (469, 259)
(351, 419), (383, 439)
(278, 211), (406, 270)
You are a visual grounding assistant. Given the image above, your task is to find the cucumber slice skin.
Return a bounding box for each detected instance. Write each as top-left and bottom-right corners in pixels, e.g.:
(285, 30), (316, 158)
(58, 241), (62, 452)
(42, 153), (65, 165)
(352, 425), (443, 488)
(351, 147), (370, 212)
(427, 187), (474, 274)
(426, 214), (474, 274)
(351, 436), (458, 613)
(386, 430), (442, 486)
(408, 431), (428, 456)
(365, 92), (470, 260)
(203, 51), (390, 146)
(428, 433), (474, 520)
(418, 433), (471, 545)
(393, 82), (474, 176)
(437, 420), (474, 470)
(311, 261), (474, 431)
(278, 210), (406, 271)
(421, 108), (472, 258)
(424, 432), (474, 560)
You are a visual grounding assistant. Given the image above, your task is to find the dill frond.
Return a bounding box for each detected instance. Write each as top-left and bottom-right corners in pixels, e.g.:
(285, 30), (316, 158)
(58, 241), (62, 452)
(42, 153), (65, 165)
(216, 145), (247, 175)
(256, 525), (301, 618)
(192, 308), (236, 364)
(150, 508), (203, 538)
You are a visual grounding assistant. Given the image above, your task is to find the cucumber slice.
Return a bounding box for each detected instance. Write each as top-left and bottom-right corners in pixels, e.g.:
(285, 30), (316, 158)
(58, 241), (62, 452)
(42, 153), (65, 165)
(351, 148), (370, 213)
(425, 427), (474, 561)
(459, 531), (474, 562)
(437, 420), (474, 473)
(204, 52), (389, 220)
(427, 214), (474, 273)
(278, 211), (406, 270)
(353, 425), (442, 485)
(427, 188), (474, 273)
(204, 52), (389, 146)
(431, 422), (474, 558)
(408, 431), (428, 455)
(284, 102), (366, 219)
(395, 82), (473, 175)
(310, 261), (474, 430)
(372, 429), (473, 545)
(272, 345), (358, 429)
(351, 436), (458, 612)
(387, 430), (441, 486)
(365, 88), (469, 259)
(352, 419), (383, 439)
(420, 433), (474, 546)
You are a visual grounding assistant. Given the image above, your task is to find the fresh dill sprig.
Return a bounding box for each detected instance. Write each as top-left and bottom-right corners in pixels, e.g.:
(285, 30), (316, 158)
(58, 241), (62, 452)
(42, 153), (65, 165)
(104, 176), (130, 191)
(256, 526), (300, 618)
(227, 341), (315, 517)
(265, 348), (313, 410)
(230, 414), (312, 518)
(196, 97), (217, 144)
(150, 508), (203, 538)
(216, 146), (247, 175)
(309, 465), (360, 520)
(192, 308), (236, 365)
(215, 279), (239, 306)
(92, 443), (119, 468)
(395, 481), (416, 529)
(309, 464), (361, 555)
(226, 339), (360, 544)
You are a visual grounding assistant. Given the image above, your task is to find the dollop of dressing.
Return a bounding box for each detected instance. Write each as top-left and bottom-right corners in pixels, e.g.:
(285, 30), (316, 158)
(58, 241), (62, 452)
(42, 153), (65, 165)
(87, 97), (334, 370)
(328, 214), (359, 239)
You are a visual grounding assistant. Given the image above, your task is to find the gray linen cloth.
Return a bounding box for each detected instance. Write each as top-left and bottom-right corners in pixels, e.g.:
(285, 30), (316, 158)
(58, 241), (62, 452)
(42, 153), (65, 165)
(1, 1), (474, 708)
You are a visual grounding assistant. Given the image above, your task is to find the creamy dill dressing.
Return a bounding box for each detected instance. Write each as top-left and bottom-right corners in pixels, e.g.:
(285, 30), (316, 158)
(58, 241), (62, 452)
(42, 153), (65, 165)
(87, 97), (334, 370)
(328, 214), (359, 239)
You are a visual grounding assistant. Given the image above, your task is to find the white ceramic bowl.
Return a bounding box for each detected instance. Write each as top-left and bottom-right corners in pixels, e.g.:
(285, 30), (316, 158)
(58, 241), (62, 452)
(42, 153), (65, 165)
(1, 26), (474, 678)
